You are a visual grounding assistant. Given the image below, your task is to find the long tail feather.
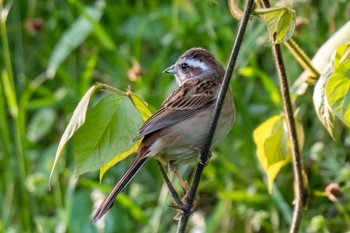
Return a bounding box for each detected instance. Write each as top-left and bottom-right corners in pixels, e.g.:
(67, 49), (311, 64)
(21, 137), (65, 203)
(91, 156), (149, 222)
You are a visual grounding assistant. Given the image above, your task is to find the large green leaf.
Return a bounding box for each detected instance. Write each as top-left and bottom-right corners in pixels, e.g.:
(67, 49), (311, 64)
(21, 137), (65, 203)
(325, 44), (350, 128)
(74, 94), (142, 175)
(99, 93), (152, 180)
(253, 115), (304, 193)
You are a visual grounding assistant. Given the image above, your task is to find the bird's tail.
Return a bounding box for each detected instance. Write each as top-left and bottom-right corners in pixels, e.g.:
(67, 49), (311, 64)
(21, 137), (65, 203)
(91, 156), (149, 222)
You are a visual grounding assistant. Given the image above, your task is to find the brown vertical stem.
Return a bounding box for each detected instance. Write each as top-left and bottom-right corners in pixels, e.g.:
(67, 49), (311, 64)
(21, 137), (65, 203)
(262, 1), (305, 232)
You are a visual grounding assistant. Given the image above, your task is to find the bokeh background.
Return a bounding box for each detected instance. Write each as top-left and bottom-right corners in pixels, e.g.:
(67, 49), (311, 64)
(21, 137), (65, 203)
(1, 0), (350, 232)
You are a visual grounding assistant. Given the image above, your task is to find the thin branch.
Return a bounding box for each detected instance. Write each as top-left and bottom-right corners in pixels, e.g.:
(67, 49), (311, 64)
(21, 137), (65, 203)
(274, 40), (304, 233)
(175, 0), (255, 232)
(261, 1), (305, 232)
(284, 39), (320, 80)
(156, 161), (185, 209)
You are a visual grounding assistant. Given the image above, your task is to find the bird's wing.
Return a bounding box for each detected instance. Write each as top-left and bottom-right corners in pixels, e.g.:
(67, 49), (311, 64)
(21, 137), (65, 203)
(133, 78), (219, 141)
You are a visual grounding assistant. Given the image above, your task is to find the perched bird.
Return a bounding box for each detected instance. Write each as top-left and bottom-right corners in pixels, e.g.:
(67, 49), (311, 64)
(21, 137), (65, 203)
(92, 48), (235, 222)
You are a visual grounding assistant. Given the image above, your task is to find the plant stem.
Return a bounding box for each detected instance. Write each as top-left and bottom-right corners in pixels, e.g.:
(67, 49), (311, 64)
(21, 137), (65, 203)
(284, 39), (320, 79)
(175, 0), (255, 232)
(1, 3), (32, 230)
(261, 1), (305, 232)
(273, 43), (304, 233)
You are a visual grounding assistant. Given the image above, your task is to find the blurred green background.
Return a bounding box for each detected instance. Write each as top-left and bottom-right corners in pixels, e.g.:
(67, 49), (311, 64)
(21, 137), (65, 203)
(1, 0), (350, 232)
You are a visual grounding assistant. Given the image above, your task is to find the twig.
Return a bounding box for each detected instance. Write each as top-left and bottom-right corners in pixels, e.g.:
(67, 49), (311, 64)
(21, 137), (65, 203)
(261, 1), (305, 232)
(284, 39), (320, 79)
(175, 0), (255, 232)
(274, 38), (304, 233)
(156, 161), (185, 209)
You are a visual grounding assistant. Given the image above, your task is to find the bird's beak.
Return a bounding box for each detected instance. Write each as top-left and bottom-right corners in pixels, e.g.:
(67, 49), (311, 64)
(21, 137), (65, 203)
(163, 65), (176, 74)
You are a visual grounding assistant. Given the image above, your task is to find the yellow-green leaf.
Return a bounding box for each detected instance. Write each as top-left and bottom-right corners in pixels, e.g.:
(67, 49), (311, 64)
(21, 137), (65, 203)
(253, 115), (304, 193)
(313, 55), (336, 139)
(257, 6), (296, 44)
(325, 44), (350, 128)
(99, 141), (140, 181)
(129, 93), (152, 121)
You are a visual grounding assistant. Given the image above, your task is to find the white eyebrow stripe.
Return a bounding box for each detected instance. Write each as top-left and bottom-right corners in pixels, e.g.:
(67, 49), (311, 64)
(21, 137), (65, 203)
(187, 58), (209, 71)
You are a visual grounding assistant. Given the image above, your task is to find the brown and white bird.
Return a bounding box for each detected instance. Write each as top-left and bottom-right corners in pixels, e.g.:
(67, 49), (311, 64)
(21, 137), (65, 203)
(92, 48), (235, 222)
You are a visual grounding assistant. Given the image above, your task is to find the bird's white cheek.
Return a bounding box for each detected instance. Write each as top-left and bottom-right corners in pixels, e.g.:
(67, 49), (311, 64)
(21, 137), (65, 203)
(175, 74), (185, 85)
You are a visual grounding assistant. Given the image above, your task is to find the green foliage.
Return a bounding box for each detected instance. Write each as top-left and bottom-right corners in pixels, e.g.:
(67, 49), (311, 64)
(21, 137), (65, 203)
(1, 0), (350, 232)
(257, 5), (296, 44)
(47, 0), (109, 78)
(50, 83), (150, 181)
(314, 43), (350, 139)
(325, 44), (350, 127)
(74, 93), (140, 175)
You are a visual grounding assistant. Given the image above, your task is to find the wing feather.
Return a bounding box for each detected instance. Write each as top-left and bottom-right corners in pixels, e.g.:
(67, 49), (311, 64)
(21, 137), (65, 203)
(133, 78), (219, 141)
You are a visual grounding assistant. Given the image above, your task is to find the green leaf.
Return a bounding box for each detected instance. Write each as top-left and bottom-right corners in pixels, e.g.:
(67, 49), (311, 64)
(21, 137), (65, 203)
(258, 6), (296, 44)
(46, 0), (106, 78)
(325, 44), (350, 128)
(253, 115), (304, 193)
(313, 54), (336, 139)
(275, 8), (295, 43)
(99, 93), (152, 180)
(49, 84), (101, 186)
(27, 108), (57, 142)
(99, 141), (140, 182)
(74, 94), (142, 175)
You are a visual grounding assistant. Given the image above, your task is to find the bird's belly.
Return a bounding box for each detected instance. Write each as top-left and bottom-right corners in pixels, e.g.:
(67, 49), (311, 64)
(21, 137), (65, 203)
(156, 93), (235, 164)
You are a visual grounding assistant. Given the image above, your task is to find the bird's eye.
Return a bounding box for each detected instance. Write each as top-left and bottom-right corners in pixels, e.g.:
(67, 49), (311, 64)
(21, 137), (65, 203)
(181, 63), (189, 70)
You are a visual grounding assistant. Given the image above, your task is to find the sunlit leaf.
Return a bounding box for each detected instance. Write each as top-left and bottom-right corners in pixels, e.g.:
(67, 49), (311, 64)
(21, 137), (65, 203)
(325, 44), (350, 128)
(258, 6), (295, 44)
(74, 94), (142, 175)
(129, 93), (152, 121)
(99, 141), (140, 182)
(49, 84), (101, 185)
(46, 0), (106, 78)
(275, 7), (295, 43)
(253, 115), (304, 193)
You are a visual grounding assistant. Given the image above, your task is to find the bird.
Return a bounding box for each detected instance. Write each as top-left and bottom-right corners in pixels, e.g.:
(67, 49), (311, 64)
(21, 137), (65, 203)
(91, 47), (235, 222)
